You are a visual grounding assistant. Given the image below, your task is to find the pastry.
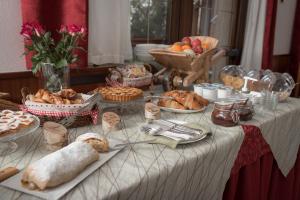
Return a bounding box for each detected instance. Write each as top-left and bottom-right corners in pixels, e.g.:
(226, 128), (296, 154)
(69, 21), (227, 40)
(145, 103), (160, 120)
(30, 89), (84, 105)
(158, 90), (208, 110)
(221, 74), (244, 90)
(59, 89), (77, 99)
(94, 87), (143, 102)
(0, 110), (35, 137)
(76, 133), (109, 153)
(102, 112), (121, 132)
(21, 141), (99, 190)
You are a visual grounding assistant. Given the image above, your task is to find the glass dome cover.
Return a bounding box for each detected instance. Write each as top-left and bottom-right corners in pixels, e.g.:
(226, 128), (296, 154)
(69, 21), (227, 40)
(261, 72), (295, 101)
(219, 65), (246, 90)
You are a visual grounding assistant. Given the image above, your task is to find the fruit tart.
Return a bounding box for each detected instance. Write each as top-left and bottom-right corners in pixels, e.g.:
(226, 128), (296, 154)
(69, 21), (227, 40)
(94, 86), (143, 102)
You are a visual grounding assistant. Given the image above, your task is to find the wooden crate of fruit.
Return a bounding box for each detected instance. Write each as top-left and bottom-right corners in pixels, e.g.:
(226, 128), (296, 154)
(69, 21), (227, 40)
(149, 36), (224, 87)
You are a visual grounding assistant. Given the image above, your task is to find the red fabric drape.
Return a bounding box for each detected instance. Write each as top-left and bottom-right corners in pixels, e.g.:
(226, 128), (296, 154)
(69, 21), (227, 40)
(223, 124), (300, 200)
(262, 0), (278, 70)
(20, 0), (88, 69)
(289, 0), (300, 81)
(223, 150), (300, 200)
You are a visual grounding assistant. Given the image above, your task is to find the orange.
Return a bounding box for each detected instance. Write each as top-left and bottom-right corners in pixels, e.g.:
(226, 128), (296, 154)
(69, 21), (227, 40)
(182, 45), (191, 50)
(170, 44), (183, 52)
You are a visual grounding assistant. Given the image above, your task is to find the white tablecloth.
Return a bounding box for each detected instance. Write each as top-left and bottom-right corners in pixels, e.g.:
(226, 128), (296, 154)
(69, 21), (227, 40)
(1, 91), (300, 199)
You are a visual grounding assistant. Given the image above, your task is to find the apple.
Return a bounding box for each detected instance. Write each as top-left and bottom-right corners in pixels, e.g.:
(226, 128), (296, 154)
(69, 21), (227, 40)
(191, 38), (202, 48)
(192, 45), (203, 54)
(181, 37), (191, 45)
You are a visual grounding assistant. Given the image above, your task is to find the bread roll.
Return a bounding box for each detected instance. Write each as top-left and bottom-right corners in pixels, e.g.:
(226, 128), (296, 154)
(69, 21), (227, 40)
(76, 133), (109, 153)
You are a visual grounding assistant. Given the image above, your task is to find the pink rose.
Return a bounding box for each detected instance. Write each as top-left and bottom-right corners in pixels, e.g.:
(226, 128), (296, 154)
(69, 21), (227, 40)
(20, 23), (34, 39)
(59, 25), (67, 33)
(32, 23), (44, 37)
(67, 24), (86, 36)
(20, 22), (44, 38)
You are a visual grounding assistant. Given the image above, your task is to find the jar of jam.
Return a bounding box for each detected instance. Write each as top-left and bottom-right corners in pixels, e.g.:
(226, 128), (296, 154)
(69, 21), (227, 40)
(211, 102), (239, 127)
(237, 101), (254, 121)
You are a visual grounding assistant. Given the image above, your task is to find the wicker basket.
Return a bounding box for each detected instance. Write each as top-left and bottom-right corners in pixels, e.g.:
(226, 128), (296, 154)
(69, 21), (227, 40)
(20, 88), (99, 128)
(32, 112), (96, 129)
(106, 64), (153, 88)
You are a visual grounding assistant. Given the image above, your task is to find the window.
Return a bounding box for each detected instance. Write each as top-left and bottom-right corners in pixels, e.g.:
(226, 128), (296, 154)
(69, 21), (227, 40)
(130, 0), (170, 44)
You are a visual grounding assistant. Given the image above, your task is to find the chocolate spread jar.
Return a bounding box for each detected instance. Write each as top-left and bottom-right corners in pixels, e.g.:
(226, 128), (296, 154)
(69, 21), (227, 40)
(237, 102), (254, 121)
(211, 102), (239, 127)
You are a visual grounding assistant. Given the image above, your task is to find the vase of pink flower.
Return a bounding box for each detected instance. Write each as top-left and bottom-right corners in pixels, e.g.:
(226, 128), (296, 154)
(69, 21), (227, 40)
(20, 23), (86, 92)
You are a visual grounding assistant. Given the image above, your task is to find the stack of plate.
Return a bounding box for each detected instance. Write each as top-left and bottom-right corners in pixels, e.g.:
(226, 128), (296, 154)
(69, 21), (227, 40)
(134, 44), (170, 63)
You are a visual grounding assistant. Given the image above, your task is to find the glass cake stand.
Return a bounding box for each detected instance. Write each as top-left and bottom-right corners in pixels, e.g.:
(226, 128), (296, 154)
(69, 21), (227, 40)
(0, 116), (40, 156)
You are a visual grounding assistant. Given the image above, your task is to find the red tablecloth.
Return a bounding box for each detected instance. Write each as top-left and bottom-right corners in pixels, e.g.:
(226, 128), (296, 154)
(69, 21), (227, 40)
(223, 125), (300, 200)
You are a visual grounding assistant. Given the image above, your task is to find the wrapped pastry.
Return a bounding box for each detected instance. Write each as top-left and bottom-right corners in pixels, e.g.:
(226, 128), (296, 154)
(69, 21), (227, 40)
(76, 133), (109, 152)
(102, 112), (121, 132)
(145, 103), (160, 120)
(21, 141), (99, 190)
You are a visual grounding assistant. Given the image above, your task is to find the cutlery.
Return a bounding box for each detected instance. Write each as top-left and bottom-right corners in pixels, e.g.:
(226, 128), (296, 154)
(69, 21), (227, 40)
(157, 119), (204, 133)
(109, 139), (157, 150)
(141, 126), (193, 140)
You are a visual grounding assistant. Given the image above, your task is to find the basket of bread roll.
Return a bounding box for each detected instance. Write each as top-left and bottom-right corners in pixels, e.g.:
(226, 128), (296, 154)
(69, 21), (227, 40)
(106, 63), (153, 88)
(21, 88), (99, 128)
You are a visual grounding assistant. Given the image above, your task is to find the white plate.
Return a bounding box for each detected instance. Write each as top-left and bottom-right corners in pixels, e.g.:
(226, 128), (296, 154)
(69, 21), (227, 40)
(159, 106), (206, 114)
(179, 132), (209, 144)
(152, 120), (211, 144)
(0, 115), (40, 142)
(0, 138), (123, 200)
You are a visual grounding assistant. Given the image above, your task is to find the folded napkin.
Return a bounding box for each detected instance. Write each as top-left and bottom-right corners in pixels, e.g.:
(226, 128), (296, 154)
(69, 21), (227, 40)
(140, 120), (211, 149)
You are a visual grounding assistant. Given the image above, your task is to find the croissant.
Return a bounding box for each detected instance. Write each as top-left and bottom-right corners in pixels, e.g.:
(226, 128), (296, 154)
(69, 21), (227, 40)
(183, 93), (202, 110)
(60, 89), (77, 99)
(52, 95), (64, 105)
(34, 89), (46, 99)
(190, 92), (209, 106)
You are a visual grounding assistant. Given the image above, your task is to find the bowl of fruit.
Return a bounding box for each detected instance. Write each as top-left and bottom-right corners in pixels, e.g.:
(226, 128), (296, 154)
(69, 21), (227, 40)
(149, 36), (225, 89)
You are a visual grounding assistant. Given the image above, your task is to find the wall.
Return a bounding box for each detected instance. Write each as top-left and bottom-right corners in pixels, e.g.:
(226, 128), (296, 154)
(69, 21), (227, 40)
(0, 0), (27, 73)
(273, 0), (297, 55)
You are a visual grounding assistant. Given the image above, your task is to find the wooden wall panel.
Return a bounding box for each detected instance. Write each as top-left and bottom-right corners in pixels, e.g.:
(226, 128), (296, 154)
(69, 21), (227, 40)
(0, 66), (111, 103)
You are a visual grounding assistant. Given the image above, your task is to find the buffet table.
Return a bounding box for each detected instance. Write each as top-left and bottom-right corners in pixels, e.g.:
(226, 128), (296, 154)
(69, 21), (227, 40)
(0, 90), (300, 200)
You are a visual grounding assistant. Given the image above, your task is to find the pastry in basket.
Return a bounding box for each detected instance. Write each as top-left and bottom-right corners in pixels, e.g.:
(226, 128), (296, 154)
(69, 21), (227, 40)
(0, 110), (35, 137)
(107, 64), (153, 88)
(29, 89), (84, 105)
(158, 90), (209, 110)
(94, 86), (143, 102)
(21, 141), (99, 190)
(76, 133), (109, 153)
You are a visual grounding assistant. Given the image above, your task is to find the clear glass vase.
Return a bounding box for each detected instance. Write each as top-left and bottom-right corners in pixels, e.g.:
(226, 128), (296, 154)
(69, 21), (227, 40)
(41, 63), (70, 92)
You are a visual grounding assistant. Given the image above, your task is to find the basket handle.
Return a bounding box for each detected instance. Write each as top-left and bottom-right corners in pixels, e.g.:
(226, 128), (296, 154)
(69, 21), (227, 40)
(144, 63), (152, 73)
(21, 87), (30, 105)
(211, 48), (226, 63)
(108, 67), (123, 83)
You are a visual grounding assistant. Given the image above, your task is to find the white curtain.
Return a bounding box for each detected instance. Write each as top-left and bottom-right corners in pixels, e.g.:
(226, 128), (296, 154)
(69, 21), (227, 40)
(241, 0), (267, 71)
(88, 0), (133, 65)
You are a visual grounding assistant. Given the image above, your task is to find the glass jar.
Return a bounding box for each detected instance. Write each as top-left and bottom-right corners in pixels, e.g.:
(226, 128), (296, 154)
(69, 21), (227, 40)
(237, 101), (254, 121)
(219, 65), (246, 90)
(211, 102), (239, 127)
